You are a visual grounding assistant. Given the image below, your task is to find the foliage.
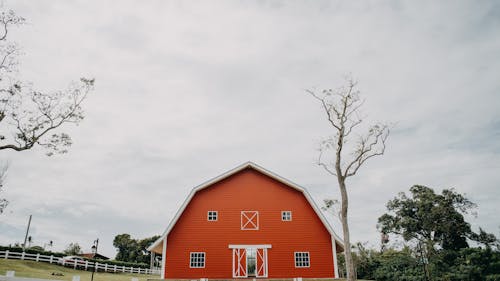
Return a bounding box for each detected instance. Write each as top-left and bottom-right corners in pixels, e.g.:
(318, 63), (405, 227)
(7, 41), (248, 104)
(348, 244), (500, 281)
(372, 248), (424, 281)
(378, 186), (496, 251)
(27, 245), (44, 252)
(0, 245), (65, 257)
(0, 8), (94, 155)
(377, 185), (500, 280)
(113, 234), (159, 264)
(63, 243), (82, 256)
(351, 242), (380, 280)
(92, 258), (149, 269)
(434, 248), (500, 281)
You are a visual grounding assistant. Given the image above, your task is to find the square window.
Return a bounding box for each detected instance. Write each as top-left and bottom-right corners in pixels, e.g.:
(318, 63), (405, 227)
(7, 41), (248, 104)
(207, 211), (218, 221)
(241, 211), (259, 230)
(282, 211), (292, 221)
(295, 252), (310, 268)
(190, 252), (205, 268)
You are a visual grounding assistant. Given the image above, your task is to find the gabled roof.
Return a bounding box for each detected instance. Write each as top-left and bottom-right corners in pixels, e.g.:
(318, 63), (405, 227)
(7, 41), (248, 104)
(148, 161), (344, 253)
(80, 253), (109, 260)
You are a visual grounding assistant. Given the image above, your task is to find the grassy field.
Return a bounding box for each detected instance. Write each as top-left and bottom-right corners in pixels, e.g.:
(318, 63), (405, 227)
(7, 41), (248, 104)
(0, 259), (158, 281)
(0, 260), (371, 281)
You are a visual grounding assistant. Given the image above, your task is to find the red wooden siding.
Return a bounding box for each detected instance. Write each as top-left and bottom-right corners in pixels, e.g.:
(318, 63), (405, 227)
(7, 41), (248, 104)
(165, 168), (335, 278)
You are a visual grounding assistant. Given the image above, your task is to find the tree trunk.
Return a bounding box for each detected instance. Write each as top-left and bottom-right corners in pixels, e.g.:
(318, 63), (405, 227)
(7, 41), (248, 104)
(338, 177), (355, 281)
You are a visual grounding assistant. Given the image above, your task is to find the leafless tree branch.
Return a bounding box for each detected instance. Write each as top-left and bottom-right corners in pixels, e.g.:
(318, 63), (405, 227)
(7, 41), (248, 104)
(307, 75), (391, 281)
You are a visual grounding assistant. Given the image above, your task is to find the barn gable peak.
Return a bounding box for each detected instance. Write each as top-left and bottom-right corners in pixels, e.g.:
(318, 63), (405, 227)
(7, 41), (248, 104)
(148, 161), (343, 253)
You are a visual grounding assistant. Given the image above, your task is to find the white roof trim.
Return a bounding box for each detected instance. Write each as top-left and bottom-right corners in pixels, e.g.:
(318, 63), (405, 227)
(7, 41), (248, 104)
(228, 244), (272, 249)
(148, 161), (344, 252)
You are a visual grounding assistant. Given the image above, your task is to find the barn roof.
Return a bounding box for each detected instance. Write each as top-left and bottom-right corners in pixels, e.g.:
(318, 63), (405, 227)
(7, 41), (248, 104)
(147, 161), (344, 253)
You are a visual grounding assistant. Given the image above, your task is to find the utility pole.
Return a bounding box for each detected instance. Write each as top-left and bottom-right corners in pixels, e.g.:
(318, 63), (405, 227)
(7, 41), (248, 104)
(22, 215), (32, 251)
(90, 238), (99, 281)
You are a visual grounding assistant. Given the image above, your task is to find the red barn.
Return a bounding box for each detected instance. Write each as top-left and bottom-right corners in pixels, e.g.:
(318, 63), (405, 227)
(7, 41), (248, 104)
(148, 162), (344, 279)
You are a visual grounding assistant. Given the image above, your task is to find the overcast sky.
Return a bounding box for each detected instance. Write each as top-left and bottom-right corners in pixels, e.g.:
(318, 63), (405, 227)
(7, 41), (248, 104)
(0, 0), (499, 258)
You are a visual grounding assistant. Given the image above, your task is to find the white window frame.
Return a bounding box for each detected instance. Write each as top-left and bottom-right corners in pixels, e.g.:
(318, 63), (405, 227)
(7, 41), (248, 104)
(281, 210), (292, 221)
(294, 252), (310, 268)
(189, 252), (206, 268)
(207, 211), (218, 221)
(241, 211), (259, 230)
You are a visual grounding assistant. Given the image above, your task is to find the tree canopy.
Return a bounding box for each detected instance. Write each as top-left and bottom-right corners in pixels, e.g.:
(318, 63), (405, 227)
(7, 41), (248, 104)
(377, 185), (483, 251)
(113, 233), (159, 264)
(63, 242), (82, 256)
(377, 185), (499, 280)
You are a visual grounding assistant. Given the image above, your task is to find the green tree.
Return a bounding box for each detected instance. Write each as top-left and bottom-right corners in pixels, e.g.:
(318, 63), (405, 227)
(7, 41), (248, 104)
(113, 233), (136, 261)
(28, 245), (44, 252)
(377, 185), (497, 280)
(308, 76), (390, 281)
(63, 242), (82, 255)
(113, 234), (159, 264)
(137, 235), (160, 264)
(373, 248), (423, 281)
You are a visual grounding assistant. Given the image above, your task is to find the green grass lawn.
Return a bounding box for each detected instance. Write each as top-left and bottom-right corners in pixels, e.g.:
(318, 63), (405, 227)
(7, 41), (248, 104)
(0, 259), (158, 281)
(0, 259), (371, 281)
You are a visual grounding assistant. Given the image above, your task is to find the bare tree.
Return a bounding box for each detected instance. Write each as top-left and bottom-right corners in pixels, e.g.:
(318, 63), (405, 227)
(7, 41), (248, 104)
(307, 76), (390, 281)
(0, 8), (94, 156)
(0, 162), (7, 214)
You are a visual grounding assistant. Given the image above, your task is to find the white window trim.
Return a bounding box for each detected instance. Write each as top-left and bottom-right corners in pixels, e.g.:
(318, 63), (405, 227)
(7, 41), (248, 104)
(189, 252), (206, 268)
(241, 211), (259, 230)
(281, 210), (292, 221)
(294, 251), (310, 268)
(207, 211), (218, 221)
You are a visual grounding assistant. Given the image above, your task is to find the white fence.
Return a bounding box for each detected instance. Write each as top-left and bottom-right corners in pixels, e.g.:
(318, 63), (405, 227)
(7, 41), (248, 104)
(0, 250), (160, 275)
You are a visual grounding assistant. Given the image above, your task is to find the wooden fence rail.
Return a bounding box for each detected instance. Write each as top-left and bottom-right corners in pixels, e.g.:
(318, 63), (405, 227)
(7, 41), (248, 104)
(0, 250), (160, 275)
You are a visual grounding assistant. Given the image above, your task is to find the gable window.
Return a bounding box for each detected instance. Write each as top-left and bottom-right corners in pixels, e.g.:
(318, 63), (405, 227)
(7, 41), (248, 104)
(190, 252), (205, 268)
(241, 211), (259, 230)
(281, 211), (292, 221)
(295, 252), (310, 268)
(207, 211), (218, 221)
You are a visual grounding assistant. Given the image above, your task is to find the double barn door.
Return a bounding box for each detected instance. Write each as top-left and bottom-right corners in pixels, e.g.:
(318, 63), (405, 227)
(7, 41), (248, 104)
(232, 247), (268, 278)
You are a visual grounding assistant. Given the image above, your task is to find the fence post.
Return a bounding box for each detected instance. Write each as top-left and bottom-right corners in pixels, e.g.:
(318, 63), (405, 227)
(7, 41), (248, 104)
(131, 266), (134, 273)
(122, 265), (125, 272)
(85, 261), (88, 270)
(21, 252), (25, 260)
(4, 250), (8, 259)
(50, 255), (54, 264)
(114, 264), (117, 273)
(36, 253), (40, 262)
(105, 263), (108, 272)
(96, 262), (99, 272)
(74, 259), (77, 269)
